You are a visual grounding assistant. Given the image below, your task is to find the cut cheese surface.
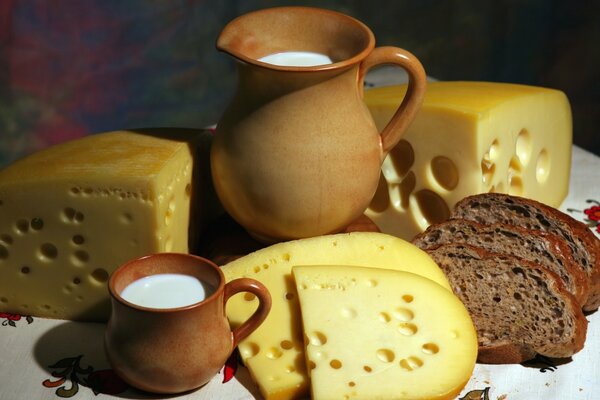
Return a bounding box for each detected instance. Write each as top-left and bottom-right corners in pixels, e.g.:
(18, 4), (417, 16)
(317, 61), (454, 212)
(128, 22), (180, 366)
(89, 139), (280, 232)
(293, 265), (478, 400)
(221, 232), (450, 400)
(365, 81), (572, 240)
(0, 129), (210, 321)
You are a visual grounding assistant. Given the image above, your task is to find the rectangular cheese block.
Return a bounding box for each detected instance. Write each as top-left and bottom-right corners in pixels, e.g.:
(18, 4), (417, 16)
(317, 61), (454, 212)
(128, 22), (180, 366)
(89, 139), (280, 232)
(221, 232), (450, 400)
(365, 82), (572, 240)
(293, 265), (477, 400)
(0, 129), (213, 321)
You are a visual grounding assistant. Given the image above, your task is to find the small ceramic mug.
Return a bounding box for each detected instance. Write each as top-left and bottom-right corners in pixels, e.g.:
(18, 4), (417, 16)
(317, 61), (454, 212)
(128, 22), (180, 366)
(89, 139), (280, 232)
(104, 253), (271, 394)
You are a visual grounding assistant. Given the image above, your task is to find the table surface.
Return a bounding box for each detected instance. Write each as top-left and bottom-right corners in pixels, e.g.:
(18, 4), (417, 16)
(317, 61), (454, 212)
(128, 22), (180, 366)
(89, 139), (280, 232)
(2, 70), (599, 400)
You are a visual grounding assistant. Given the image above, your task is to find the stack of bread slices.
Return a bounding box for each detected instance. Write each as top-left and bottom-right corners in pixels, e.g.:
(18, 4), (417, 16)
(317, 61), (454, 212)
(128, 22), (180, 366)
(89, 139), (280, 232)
(412, 193), (600, 364)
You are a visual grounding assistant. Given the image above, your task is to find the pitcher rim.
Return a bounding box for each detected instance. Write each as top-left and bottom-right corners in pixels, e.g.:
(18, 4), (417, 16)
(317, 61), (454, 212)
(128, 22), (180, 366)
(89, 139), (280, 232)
(216, 6), (376, 72)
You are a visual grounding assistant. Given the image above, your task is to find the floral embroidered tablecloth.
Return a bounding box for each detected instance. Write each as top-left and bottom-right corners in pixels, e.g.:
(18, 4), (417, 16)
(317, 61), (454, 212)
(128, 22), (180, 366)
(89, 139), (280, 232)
(1, 144), (598, 400)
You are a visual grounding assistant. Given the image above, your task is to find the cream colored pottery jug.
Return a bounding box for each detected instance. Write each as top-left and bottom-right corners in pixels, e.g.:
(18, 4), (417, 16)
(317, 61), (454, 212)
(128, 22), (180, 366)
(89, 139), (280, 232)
(212, 7), (426, 242)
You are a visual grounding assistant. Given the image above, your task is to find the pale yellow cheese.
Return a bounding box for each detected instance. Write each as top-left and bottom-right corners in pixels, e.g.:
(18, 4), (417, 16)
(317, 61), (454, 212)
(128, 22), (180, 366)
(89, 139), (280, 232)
(365, 82), (572, 240)
(221, 232), (450, 400)
(0, 129), (215, 321)
(293, 265), (477, 400)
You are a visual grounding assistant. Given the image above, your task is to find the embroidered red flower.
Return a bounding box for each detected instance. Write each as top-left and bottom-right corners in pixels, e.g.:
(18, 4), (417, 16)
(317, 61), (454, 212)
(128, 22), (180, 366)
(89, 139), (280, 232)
(0, 313), (21, 321)
(584, 205), (600, 222)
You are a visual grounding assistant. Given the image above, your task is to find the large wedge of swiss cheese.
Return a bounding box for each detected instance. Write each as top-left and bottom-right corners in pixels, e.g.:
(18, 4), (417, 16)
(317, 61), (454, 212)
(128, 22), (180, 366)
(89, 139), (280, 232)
(0, 129), (220, 321)
(293, 265), (477, 400)
(365, 82), (572, 240)
(221, 232), (450, 400)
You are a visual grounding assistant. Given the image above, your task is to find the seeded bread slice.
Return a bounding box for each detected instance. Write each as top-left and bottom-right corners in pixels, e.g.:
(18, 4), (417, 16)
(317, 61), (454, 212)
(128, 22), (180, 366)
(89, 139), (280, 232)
(426, 243), (588, 364)
(452, 193), (600, 311)
(412, 219), (589, 305)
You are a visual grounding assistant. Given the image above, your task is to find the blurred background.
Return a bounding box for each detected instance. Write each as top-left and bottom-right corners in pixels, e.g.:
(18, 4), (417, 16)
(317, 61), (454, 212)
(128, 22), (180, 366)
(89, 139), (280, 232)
(1, 0), (598, 168)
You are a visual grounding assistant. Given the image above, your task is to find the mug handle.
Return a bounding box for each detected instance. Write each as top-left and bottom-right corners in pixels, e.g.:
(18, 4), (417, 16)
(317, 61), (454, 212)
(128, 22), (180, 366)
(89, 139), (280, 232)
(224, 278), (272, 347)
(358, 46), (427, 156)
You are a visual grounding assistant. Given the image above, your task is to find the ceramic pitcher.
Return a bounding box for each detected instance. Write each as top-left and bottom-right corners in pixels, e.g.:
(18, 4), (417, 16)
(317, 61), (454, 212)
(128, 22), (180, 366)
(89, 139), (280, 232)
(212, 6), (426, 242)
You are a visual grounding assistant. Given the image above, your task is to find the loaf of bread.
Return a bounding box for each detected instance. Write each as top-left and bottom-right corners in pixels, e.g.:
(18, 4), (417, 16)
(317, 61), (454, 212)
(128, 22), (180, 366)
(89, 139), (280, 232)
(452, 193), (600, 311)
(412, 219), (589, 305)
(426, 243), (588, 364)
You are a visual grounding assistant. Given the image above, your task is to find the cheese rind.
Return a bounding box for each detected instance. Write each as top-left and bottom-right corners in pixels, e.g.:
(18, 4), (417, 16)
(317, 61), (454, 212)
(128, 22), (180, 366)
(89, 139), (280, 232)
(365, 82), (572, 240)
(293, 265), (477, 400)
(221, 232), (450, 400)
(0, 129), (211, 321)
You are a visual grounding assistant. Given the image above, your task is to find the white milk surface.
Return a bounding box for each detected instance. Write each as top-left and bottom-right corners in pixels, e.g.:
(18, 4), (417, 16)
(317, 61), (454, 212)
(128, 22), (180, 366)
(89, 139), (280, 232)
(258, 51), (333, 66)
(120, 273), (215, 309)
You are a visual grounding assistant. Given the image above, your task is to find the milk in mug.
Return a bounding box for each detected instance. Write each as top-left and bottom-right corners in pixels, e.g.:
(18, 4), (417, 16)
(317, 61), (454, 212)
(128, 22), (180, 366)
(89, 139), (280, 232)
(258, 51), (333, 66)
(120, 273), (215, 309)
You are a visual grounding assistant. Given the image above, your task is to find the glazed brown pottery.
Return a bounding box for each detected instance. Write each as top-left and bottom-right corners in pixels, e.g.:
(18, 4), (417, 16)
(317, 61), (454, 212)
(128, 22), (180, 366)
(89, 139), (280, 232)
(212, 6), (426, 242)
(104, 253), (271, 394)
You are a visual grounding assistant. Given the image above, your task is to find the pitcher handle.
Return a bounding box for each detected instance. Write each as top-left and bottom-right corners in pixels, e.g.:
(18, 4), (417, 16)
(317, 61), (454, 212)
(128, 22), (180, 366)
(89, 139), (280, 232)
(224, 278), (272, 347)
(358, 46), (427, 156)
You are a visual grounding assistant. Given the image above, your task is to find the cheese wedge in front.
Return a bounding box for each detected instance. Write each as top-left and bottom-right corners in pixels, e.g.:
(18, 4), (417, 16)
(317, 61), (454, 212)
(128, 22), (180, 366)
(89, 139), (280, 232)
(0, 129), (218, 321)
(221, 232), (450, 400)
(365, 82), (572, 240)
(293, 265), (478, 400)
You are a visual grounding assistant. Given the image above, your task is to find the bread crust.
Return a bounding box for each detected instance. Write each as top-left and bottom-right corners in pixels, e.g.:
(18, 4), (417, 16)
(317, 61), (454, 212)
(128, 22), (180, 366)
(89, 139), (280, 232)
(427, 243), (588, 364)
(412, 219), (590, 305)
(453, 193), (600, 311)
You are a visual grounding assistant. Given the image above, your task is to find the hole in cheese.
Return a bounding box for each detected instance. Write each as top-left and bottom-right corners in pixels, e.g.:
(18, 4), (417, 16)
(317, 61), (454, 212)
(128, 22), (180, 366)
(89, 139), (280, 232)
(379, 312), (391, 323)
(63, 207), (76, 222)
(0, 244), (8, 260)
(73, 250), (90, 264)
(21, 266), (30, 274)
(244, 293), (256, 301)
(363, 365), (372, 373)
(240, 342), (260, 358)
(1, 297), (8, 303)
(39, 243), (58, 260)
(422, 343), (440, 355)
(284, 292), (294, 300)
(431, 156), (459, 190)
(402, 294), (414, 303)
(280, 340), (293, 350)
(266, 348), (283, 359)
(329, 359), (342, 369)
(309, 331), (327, 346)
(15, 219), (29, 234)
(481, 159), (496, 186)
(414, 189), (450, 226)
(516, 129), (532, 165)
(393, 307), (414, 321)
(370, 173), (390, 213)
(0, 234), (13, 244)
(31, 218), (44, 231)
(508, 174), (524, 196)
(390, 140), (414, 177)
(90, 269), (109, 284)
(376, 349), (395, 363)
(536, 148), (550, 183)
(340, 307), (357, 319)
(398, 172), (416, 210)
(398, 322), (418, 336)
(366, 279), (378, 287)
(72, 235), (85, 245)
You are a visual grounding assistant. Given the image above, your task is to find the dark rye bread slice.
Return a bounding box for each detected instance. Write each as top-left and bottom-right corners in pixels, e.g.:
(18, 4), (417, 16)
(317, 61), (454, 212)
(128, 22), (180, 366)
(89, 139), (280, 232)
(426, 243), (588, 364)
(412, 219), (589, 305)
(452, 193), (600, 312)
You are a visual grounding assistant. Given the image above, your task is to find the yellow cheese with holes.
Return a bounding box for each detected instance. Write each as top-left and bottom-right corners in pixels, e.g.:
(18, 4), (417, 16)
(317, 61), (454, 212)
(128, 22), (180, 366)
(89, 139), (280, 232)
(365, 82), (572, 240)
(293, 265), (477, 400)
(221, 232), (450, 400)
(0, 129), (215, 321)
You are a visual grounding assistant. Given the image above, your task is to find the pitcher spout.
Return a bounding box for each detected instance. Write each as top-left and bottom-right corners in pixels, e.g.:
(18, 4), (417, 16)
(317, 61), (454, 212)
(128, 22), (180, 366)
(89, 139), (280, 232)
(216, 6), (374, 69)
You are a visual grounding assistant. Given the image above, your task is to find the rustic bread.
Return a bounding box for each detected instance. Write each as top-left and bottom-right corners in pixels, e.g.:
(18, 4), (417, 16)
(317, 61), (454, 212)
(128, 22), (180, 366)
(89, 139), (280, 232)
(412, 219), (589, 305)
(452, 193), (600, 311)
(426, 243), (588, 364)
